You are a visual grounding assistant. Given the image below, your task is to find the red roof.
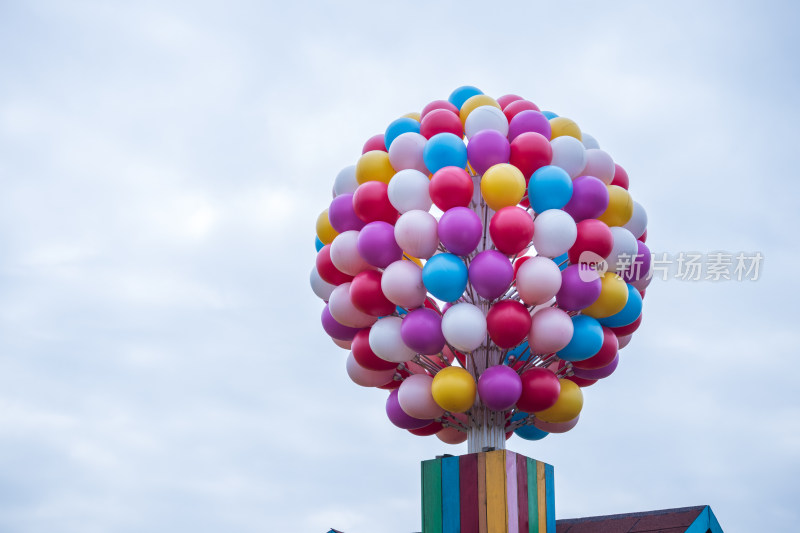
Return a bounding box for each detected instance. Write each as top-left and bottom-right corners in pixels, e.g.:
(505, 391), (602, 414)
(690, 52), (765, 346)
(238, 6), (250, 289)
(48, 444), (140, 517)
(556, 505), (720, 533)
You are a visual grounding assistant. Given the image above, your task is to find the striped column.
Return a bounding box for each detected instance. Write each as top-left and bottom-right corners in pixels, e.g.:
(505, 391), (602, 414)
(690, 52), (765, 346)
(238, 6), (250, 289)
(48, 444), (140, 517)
(421, 450), (555, 533)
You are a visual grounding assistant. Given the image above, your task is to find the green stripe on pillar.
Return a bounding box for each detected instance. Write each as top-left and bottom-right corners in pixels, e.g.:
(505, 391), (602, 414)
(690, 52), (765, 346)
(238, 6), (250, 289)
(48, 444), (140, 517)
(422, 459), (443, 533)
(441, 456), (460, 533)
(526, 458), (538, 533)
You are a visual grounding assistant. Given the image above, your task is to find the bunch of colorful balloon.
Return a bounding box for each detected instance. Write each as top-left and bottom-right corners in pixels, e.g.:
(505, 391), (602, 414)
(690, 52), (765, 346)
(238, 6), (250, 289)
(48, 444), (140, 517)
(310, 86), (650, 452)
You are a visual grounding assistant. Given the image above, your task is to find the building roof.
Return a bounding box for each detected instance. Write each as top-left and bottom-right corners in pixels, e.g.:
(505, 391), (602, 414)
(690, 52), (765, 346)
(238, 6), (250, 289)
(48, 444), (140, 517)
(556, 505), (723, 533)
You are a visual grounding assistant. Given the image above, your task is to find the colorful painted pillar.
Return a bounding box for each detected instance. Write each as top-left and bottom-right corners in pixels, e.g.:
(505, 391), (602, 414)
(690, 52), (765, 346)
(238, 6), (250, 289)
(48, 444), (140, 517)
(421, 450), (555, 533)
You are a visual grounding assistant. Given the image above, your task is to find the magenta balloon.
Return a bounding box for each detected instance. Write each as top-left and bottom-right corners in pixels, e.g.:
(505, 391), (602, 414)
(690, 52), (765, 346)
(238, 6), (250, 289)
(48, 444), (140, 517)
(438, 207), (483, 256)
(533, 415), (579, 433)
(562, 176), (610, 221)
(622, 240), (652, 282)
(321, 304), (361, 341)
(508, 110), (551, 142)
(357, 221), (403, 268)
(400, 308), (446, 355)
(478, 365), (522, 411)
(555, 264), (602, 311)
(572, 353), (619, 380)
(467, 129), (510, 175)
(328, 193), (365, 233)
(468, 250), (514, 300)
(386, 389), (432, 429)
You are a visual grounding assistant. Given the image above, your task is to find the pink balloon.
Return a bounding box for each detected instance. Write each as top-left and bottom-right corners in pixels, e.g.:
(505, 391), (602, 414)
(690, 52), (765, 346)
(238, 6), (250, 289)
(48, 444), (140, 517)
(529, 307), (574, 354)
(516, 256), (562, 306)
(436, 426), (467, 444)
(533, 415), (579, 433)
(346, 352), (396, 387)
(328, 283), (378, 328)
(398, 374), (445, 419)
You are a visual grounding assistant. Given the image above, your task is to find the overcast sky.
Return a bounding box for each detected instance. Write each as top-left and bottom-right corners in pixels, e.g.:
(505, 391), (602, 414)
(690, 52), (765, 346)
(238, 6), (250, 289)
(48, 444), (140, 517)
(0, 1), (797, 532)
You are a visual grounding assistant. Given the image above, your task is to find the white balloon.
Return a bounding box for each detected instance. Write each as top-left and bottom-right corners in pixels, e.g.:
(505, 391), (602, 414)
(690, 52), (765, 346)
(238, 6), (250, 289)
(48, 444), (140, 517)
(532, 209), (577, 258)
(464, 105), (509, 139)
(381, 260), (428, 309)
(550, 136), (586, 178)
(346, 352), (396, 387)
(333, 165), (358, 196)
(394, 210), (439, 259)
(398, 374), (444, 419)
(328, 283), (378, 328)
(369, 316), (417, 363)
(516, 256), (562, 306)
(606, 227), (638, 274)
(581, 149), (615, 184)
(617, 334), (633, 349)
(529, 307), (573, 354)
(329, 230), (372, 276)
(388, 132), (428, 174)
(581, 132), (600, 149)
(310, 266), (336, 301)
(442, 303), (487, 352)
(623, 201), (647, 239)
(387, 169), (432, 213)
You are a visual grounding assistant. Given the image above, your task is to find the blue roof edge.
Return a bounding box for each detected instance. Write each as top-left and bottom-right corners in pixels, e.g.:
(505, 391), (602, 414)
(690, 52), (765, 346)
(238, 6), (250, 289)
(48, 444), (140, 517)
(684, 505), (724, 533)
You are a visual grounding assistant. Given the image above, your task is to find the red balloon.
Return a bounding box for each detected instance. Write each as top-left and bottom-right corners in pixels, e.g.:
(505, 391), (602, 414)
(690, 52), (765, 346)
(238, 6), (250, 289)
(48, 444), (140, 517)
(513, 256), (531, 280)
(611, 163), (629, 189)
(362, 134), (387, 154)
(424, 297), (442, 314)
(429, 166), (474, 211)
(610, 313), (642, 336)
(353, 181), (399, 224)
(517, 368), (560, 412)
(378, 378), (401, 390)
(568, 219), (614, 265)
(350, 270), (396, 317)
(497, 94), (524, 110)
(315, 245), (354, 285)
(352, 328), (397, 371)
(421, 99), (458, 118)
(510, 132), (552, 179)
(503, 99), (540, 122)
(487, 300), (531, 349)
(640, 229), (647, 243)
(489, 206), (535, 256)
(572, 326), (618, 370)
(409, 420), (444, 436)
(420, 109), (463, 139)
(565, 375), (597, 388)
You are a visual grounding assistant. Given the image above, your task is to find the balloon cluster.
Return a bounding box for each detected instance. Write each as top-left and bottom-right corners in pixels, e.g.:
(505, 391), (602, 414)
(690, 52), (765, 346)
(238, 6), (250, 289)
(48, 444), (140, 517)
(311, 86), (650, 448)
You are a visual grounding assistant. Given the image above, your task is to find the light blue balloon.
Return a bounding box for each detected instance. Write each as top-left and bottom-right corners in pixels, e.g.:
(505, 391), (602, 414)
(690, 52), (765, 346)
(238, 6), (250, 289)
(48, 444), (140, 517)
(542, 111), (559, 119)
(396, 306), (408, 316)
(422, 253), (468, 302)
(558, 315), (603, 361)
(448, 85), (483, 109)
(505, 341), (530, 364)
(423, 133), (468, 174)
(385, 117), (420, 149)
(599, 284), (642, 328)
(511, 412), (549, 441)
(552, 253), (569, 271)
(529, 165), (574, 212)
(315, 236), (324, 252)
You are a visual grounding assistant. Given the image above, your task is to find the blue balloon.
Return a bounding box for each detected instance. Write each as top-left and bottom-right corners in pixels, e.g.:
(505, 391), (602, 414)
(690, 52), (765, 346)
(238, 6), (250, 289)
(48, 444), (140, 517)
(448, 85), (483, 110)
(529, 165), (574, 212)
(422, 253), (468, 302)
(542, 111), (559, 119)
(558, 315), (603, 361)
(423, 133), (468, 174)
(395, 306), (408, 316)
(552, 253), (569, 271)
(315, 236), (324, 252)
(385, 117), (421, 149)
(599, 284), (642, 328)
(510, 412), (549, 441)
(505, 341), (530, 364)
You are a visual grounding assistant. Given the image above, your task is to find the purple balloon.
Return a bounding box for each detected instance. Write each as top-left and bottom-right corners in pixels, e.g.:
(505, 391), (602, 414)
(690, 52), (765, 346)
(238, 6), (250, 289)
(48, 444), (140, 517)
(563, 176), (610, 221)
(386, 389), (432, 429)
(469, 250), (513, 300)
(400, 308), (445, 355)
(478, 365), (522, 411)
(622, 240), (651, 283)
(321, 304), (361, 341)
(555, 264), (602, 311)
(572, 353), (619, 380)
(467, 129), (510, 175)
(508, 110), (551, 142)
(357, 221), (403, 268)
(438, 207), (482, 256)
(328, 194), (365, 233)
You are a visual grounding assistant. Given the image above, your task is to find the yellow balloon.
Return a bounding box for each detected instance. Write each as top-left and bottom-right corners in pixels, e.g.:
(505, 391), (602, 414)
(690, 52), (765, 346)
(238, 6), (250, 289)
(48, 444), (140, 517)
(403, 111), (421, 122)
(597, 185), (633, 227)
(549, 117), (582, 141)
(356, 150), (396, 185)
(459, 94), (501, 125)
(316, 209), (338, 245)
(534, 379), (583, 423)
(431, 366), (476, 413)
(480, 163), (526, 211)
(582, 272), (629, 318)
(402, 254), (424, 267)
